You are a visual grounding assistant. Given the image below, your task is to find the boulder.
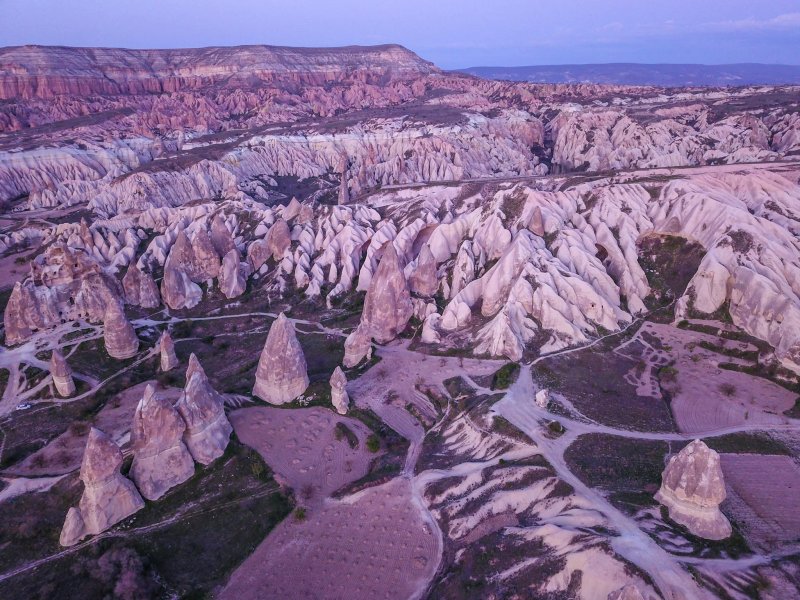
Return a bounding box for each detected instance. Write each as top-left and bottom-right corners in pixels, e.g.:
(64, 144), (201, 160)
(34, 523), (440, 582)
(360, 244), (413, 343)
(103, 302), (138, 359)
(176, 354), (232, 464)
(253, 313), (309, 404)
(535, 388), (549, 409)
(330, 366), (349, 414)
(655, 439), (732, 540)
(130, 384), (195, 500)
(50, 349), (76, 397)
(122, 262), (160, 308)
(159, 331), (179, 371)
(59, 428), (145, 546)
(409, 245), (437, 297)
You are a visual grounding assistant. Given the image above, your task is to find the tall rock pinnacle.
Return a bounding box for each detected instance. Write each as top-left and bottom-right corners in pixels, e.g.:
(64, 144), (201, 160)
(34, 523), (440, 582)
(253, 313), (309, 404)
(103, 302), (139, 359)
(50, 349), (76, 397)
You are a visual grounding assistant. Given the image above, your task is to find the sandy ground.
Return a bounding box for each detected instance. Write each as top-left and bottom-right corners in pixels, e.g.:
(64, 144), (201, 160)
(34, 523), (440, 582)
(220, 477), (441, 600)
(722, 454), (800, 548)
(5, 380), (181, 477)
(620, 322), (796, 434)
(230, 406), (373, 505)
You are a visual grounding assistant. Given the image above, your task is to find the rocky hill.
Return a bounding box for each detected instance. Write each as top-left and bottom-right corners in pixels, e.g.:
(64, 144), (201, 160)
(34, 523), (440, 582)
(0, 43), (438, 99)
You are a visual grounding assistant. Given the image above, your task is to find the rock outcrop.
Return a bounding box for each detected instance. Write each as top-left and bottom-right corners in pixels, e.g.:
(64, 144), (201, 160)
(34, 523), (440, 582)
(60, 428), (145, 546)
(358, 244), (413, 343)
(50, 349), (75, 397)
(253, 313), (309, 404)
(161, 263), (202, 310)
(210, 213), (236, 257)
(130, 384), (195, 500)
(655, 439), (732, 540)
(343, 326), (372, 368)
(218, 249), (250, 299)
(122, 262), (160, 308)
(159, 331), (179, 371)
(176, 354), (232, 465)
(103, 302), (139, 359)
(607, 585), (645, 600)
(330, 366), (349, 414)
(409, 245), (438, 297)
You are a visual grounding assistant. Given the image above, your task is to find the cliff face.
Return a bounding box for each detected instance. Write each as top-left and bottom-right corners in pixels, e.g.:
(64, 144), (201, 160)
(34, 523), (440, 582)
(0, 44), (438, 99)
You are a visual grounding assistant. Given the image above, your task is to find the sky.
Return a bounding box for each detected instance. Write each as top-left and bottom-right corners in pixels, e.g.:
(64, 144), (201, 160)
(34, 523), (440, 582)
(2, 0), (800, 68)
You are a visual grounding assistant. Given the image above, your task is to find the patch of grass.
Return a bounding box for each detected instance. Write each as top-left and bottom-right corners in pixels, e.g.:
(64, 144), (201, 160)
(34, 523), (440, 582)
(333, 422), (359, 449)
(565, 434), (668, 510)
(294, 507), (307, 521)
(637, 234), (705, 309)
(365, 434), (380, 453)
(490, 362), (520, 390)
(701, 432), (791, 456)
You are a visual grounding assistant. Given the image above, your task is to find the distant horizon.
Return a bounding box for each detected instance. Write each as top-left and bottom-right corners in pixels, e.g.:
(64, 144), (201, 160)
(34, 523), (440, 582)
(3, 42), (800, 70)
(3, 1), (800, 69)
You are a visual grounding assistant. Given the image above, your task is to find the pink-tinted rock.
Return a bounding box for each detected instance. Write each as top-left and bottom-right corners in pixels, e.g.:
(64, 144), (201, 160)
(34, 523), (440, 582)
(122, 262), (160, 308)
(409, 245), (437, 297)
(655, 439), (732, 540)
(50, 349), (75, 397)
(210, 213), (236, 257)
(103, 302), (138, 359)
(360, 244), (413, 343)
(159, 331), (179, 371)
(330, 366), (349, 414)
(218, 249), (250, 299)
(253, 313), (309, 404)
(176, 354), (232, 465)
(59, 428), (145, 546)
(130, 384), (195, 500)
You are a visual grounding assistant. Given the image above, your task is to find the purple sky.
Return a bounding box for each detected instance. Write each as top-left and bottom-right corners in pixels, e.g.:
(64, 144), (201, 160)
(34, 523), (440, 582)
(3, 0), (800, 68)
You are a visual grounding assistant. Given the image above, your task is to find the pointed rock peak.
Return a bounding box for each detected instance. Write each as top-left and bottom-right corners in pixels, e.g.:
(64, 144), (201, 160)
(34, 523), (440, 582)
(284, 197), (302, 220)
(186, 352), (207, 383)
(81, 427), (123, 481)
(252, 312), (309, 405)
(141, 383), (157, 407)
(160, 330), (174, 348)
(331, 366), (346, 386)
(50, 348), (70, 376)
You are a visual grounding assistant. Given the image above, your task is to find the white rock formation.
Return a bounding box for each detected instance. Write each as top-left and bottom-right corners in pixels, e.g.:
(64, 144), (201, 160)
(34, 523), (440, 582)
(130, 384), (195, 500)
(176, 354), (233, 465)
(655, 439), (732, 540)
(122, 262), (160, 308)
(253, 313), (310, 404)
(534, 388), (549, 409)
(50, 349), (76, 397)
(103, 301), (139, 359)
(330, 366), (349, 414)
(358, 244), (413, 343)
(60, 428), (145, 546)
(218, 248), (250, 299)
(159, 331), (179, 371)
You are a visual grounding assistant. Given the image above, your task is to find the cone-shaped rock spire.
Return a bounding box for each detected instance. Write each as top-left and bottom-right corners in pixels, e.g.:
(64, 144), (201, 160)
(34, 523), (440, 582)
(253, 313), (309, 404)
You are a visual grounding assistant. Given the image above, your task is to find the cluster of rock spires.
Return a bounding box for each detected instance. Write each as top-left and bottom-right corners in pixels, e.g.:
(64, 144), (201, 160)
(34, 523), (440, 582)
(655, 439), (732, 540)
(60, 352), (232, 546)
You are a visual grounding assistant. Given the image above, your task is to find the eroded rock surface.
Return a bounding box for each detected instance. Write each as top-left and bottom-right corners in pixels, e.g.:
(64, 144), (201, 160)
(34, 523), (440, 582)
(122, 262), (160, 308)
(60, 428), (145, 546)
(159, 331), (179, 371)
(655, 439), (732, 540)
(329, 366), (349, 414)
(176, 354), (232, 465)
(253, 313), (309, 404)
(50, 349), (75, 397)
(103, 301), (139, 359)
(130, 384), (195, 500)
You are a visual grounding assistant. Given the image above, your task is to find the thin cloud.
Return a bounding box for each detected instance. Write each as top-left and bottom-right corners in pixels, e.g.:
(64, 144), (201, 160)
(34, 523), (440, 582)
(707, 12), (800, 32)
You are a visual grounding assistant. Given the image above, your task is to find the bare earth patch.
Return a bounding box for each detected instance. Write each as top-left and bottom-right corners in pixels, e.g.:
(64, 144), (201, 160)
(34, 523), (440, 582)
(721, 454), (800, 548)
(230, 406), (373, 505)
(220, 477), (441, 600)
